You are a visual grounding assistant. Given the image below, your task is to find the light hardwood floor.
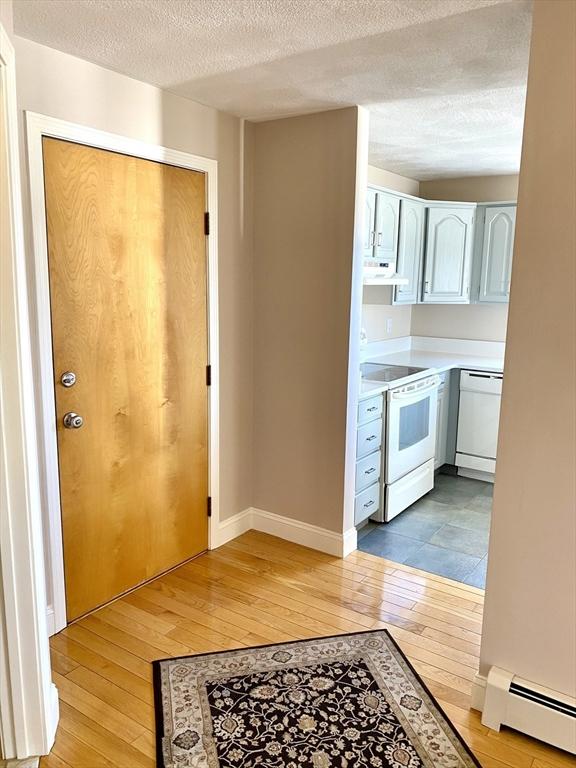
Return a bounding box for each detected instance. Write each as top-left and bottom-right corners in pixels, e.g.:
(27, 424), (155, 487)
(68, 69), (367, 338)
(40, 531), (572, 767)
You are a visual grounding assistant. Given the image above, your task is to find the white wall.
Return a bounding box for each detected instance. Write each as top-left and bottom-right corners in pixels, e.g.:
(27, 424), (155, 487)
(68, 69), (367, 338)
(13, 38), (254, 613)
(479, 0), (576, 698)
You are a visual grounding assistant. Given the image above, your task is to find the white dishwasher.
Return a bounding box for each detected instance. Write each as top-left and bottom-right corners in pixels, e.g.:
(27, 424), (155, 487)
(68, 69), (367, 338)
(456, 370), (503, 476)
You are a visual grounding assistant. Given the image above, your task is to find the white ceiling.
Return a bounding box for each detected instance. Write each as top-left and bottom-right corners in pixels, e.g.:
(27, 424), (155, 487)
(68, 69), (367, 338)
(13, 0), (532, 179)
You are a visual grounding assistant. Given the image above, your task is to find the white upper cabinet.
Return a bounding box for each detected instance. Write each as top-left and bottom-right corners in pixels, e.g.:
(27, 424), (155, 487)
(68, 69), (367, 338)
(363, 188), (377, 260)
(393, 199), (425, 305)
(478, 206), (516, 303)
(374, 192), (400, 263)
(422, 206), (475, 304)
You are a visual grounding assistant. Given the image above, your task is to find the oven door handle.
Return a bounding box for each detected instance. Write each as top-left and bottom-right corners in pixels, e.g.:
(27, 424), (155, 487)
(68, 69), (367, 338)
(390, 377), (440, 400)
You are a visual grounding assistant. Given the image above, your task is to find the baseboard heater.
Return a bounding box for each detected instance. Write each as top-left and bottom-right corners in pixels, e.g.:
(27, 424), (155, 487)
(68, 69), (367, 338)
(482, 667), (576, 754)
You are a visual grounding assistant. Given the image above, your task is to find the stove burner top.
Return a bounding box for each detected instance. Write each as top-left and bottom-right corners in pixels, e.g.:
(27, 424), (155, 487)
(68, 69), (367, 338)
(361, 363), (427, 383)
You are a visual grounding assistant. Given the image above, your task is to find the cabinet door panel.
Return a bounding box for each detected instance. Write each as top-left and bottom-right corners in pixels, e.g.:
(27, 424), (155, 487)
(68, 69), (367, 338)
(374, 192), (400, 262)
(394, 199), (424, 304)
(479, 206), (516, 303)
(363, 188), (377, 260)
(423, 206), (474, 303)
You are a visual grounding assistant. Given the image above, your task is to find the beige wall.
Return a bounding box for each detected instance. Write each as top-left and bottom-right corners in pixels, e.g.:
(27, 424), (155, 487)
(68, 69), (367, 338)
(420, 174), (519, 202)
(411, 304), (508, 343)
(14, 37), (254, 529)
(480, 0), (576, 698)
(252, 108), (360, 532)
(0, 0), (13, 35)
(411, 174), (518, 343)
(368, 164), (420, 197)
(362, 292), (412, 341)
(363, 166), (419, 341)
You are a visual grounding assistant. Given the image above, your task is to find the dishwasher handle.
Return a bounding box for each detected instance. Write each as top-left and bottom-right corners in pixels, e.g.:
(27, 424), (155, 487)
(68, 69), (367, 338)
(460, 369), (503, 395)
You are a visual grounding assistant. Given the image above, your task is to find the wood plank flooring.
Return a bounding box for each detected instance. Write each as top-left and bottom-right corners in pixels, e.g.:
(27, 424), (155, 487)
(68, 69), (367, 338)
(40, 531), (572, 767)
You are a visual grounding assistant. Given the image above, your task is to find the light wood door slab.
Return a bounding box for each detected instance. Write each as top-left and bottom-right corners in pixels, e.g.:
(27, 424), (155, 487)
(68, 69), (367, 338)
(43, 138), (208, 621)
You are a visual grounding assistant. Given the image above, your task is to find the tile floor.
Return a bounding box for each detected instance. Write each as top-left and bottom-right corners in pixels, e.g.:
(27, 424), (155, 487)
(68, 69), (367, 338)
(357, 473), (492, 588)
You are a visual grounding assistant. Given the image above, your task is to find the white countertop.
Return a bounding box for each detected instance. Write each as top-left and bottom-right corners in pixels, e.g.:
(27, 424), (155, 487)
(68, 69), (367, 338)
(359, 348), (504, 400)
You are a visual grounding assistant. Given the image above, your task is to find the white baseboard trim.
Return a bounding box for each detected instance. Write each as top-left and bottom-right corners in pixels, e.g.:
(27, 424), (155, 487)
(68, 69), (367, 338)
(0, 759), (40, 767)
(342, 525), (358, 557)
(213, 508), (253, 548)
(471, 672), (487, 711)
(213, 507), (357, 558)
(45, 606), (55, 637)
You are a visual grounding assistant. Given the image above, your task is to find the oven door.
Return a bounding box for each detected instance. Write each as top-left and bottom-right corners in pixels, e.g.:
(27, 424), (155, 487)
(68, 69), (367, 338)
(386, 377), (439, 484)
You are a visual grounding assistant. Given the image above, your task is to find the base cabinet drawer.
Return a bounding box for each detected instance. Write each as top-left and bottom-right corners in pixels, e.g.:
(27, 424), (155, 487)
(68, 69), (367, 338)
(358, 395), (383, 425)
(355, 450), (381, 492)
(356, 418), (383, 458)
(355, 482), (381, 525)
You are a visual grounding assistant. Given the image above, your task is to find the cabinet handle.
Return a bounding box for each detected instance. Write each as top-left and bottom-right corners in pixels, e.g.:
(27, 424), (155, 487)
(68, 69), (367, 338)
(377, 232), (383, 246)
(366, 406), (378, 412)
(370, 230), (376, 247)
(363, 499), (375, 508)
(364, 467), (376, 475)
(366, 435), (378, 442)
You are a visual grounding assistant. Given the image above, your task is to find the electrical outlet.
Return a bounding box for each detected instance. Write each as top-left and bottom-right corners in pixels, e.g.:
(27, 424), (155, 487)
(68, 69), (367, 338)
(386, 319), (393, 335)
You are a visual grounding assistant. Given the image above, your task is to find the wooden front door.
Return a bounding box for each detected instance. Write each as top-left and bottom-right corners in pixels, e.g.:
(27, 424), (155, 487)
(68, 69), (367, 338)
(43, 138), (209, 622)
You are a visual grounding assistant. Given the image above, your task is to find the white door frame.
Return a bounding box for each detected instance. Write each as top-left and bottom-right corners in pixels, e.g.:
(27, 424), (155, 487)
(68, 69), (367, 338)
(0, 27), (59, 760)
(25, 112), (220, 636)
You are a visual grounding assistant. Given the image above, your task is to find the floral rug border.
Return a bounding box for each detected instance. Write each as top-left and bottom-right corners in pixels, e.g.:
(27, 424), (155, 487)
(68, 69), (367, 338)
(152, 628), (482, 768)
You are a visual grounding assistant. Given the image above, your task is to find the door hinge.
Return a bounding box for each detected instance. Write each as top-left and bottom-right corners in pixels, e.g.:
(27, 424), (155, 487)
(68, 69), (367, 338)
(206, 364), (212, 386)
(204, 211), (210, 236)
(207, 496), (212, 518)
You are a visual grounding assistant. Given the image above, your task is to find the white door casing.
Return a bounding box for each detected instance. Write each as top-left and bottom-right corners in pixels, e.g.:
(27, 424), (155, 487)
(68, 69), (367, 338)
(26, 112), (220, 636)
(0, 24), (59, 760)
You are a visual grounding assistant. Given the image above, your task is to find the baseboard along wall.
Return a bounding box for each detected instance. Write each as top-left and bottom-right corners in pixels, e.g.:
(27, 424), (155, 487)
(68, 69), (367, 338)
(214, 507), (357, 558)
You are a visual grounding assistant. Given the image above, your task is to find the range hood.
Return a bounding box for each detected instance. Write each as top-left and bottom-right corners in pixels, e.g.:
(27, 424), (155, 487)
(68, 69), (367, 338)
(363, 263), (409, 286)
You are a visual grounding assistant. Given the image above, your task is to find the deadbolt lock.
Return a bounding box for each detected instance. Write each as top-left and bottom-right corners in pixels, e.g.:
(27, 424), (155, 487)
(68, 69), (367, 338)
(61, 371), (77, 387)
(63, 412), (83, 429)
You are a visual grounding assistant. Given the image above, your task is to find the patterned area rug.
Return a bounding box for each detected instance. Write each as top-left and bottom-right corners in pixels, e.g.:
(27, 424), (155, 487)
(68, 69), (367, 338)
(153, 630), (480, 767)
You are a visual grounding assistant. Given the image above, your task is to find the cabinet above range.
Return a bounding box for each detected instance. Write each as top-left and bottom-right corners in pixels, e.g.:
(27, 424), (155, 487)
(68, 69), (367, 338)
(362, 184), (516, 304)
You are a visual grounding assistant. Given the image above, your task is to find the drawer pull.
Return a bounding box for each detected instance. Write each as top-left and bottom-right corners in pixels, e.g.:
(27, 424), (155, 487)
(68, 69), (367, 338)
(367, 406), (378, 412)
(363, 499), (375, 508)
(364, 467), (376, 475)
(366, 435), (377, 442)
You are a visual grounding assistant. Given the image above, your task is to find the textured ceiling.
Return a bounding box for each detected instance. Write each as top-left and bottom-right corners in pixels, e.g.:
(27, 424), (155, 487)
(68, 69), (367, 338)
(13, 0), (532, 179)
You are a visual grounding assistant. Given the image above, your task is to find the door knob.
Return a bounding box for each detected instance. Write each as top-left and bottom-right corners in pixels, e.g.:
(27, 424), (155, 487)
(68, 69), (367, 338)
(61, 371), (76, 387)
(63, 412), (83, 429)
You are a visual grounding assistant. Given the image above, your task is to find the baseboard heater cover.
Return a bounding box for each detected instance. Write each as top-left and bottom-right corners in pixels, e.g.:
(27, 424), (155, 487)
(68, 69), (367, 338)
(482, 666), (576, 754)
